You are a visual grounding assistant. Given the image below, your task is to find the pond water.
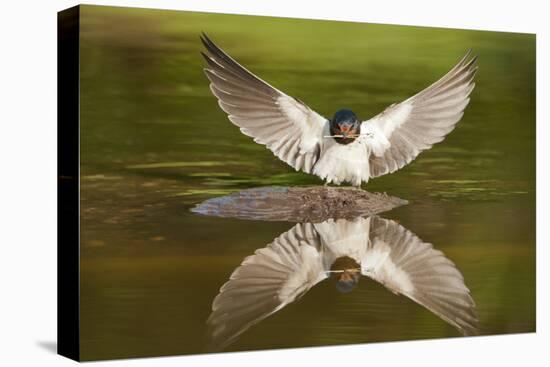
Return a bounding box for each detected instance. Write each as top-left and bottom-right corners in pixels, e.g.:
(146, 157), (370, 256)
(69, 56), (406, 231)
(77, 5), (536, 361)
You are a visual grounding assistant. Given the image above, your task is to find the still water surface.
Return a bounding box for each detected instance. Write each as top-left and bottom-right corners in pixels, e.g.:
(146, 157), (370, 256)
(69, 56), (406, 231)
(78, 6), (535, 360)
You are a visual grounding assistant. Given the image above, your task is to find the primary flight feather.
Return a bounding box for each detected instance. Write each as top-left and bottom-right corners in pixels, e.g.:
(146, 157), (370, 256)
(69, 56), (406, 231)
(200, 33), (477, 187)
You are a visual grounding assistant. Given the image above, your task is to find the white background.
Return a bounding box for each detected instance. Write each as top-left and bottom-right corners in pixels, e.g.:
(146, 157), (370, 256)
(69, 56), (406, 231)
(0, 0), (547, 365)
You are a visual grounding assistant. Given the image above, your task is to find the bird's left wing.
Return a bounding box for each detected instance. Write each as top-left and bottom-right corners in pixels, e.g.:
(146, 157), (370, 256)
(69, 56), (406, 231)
(201, 33), (327, 173)
(361, 217), (478, 335)
(206, 223), (327, 351)
(361, 52), (477, 178)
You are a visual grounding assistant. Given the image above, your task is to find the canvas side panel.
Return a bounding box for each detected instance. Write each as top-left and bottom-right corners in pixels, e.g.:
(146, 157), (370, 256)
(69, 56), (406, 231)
(57, 5), (80, 362)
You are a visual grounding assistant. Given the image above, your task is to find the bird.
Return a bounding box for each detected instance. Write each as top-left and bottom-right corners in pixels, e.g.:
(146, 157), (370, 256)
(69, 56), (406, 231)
(206, 216), (478, 351)
(200, 33), (477, 188)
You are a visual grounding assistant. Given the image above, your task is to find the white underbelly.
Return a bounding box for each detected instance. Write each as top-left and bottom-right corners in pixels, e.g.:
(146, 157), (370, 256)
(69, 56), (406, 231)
(313, 140), (370, 186)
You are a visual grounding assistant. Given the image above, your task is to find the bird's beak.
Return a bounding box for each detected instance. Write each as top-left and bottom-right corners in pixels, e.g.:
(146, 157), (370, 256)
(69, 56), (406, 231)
(338, 123), (353, 136)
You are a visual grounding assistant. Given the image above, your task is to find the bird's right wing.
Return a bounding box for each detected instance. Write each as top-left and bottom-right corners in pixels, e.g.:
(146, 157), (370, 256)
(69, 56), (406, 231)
(206, 223), (327, 351)
(201, 33), (327, 173)
(362, 217), (478, 335)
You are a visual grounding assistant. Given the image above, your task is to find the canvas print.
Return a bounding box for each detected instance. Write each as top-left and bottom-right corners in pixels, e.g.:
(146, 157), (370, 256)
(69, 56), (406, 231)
(58, 4), (536, 361)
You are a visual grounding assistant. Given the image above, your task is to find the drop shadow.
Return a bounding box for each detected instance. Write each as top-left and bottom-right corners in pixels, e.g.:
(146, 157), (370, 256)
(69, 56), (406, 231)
(36, 340), (57, 354)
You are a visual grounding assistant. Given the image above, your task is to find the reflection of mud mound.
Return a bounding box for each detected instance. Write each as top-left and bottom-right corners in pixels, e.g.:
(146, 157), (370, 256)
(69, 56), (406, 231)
(191, 186), (407, 222)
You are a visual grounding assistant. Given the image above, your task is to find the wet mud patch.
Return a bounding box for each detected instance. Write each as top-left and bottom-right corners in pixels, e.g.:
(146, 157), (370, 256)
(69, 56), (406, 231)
(191, 186), (408, 222)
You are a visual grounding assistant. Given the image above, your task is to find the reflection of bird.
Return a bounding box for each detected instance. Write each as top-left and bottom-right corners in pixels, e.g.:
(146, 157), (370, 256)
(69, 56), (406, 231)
(206, 216), (478, 351)
(201, 34), (477, 187)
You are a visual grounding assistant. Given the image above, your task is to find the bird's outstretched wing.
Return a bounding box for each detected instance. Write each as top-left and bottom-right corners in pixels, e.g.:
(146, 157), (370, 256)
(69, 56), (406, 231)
(201, 33), (327, 173)
(361, 52), (477, 178)
(362, 217), (478, 335)
(206, 223), (327, 351)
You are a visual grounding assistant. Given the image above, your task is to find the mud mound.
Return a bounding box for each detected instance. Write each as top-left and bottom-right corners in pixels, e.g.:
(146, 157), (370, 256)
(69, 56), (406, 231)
(191, 186), (407, 222)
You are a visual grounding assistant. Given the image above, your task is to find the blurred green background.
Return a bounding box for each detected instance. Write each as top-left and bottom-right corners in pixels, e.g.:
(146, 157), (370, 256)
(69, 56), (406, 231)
(78, 5), (535, 361)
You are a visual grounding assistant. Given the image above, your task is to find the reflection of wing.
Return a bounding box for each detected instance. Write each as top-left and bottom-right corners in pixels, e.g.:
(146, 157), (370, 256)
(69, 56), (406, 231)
(207, 223), (327, 351)
(201, 34), (328, 173)
(362, 52), (477, 178)
(362, 217), (478, 335)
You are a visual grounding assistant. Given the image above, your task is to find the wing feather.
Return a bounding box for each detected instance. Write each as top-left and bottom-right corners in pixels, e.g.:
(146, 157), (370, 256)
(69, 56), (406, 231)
(206, 223), (326, 351)
(363, 217), (478, 335)
(201, 34), (327, 173)
(362, 52), (478, 178)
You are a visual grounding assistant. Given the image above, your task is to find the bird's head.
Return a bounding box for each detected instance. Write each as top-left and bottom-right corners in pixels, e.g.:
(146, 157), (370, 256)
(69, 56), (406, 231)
(330, 109), (361, 144)
(329, 256), (361, 293)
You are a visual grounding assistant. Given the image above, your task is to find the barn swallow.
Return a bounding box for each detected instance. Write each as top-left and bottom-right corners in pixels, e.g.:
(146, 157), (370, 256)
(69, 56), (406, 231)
(201, 33), (477, 187)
